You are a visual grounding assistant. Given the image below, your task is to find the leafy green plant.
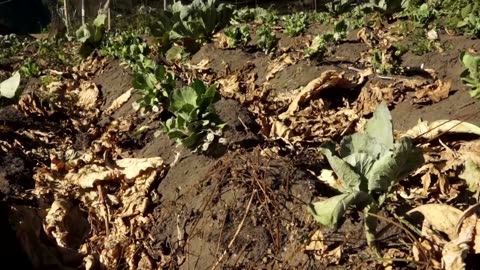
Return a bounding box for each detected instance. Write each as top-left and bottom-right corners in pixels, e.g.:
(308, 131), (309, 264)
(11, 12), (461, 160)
(224, 25), (251, 48)
(442, 2), (480, 36)
(304, 20), (347, 58)
(309, 103), (423, 246)
(20, 59), (41, 77)
(457, 14), (480, 37)
(255, 8), (279, 25)
(305, 35), (331, 58)
(76, 14), (107, 58)
(283, 12), (308, 37)
(231, 8), (256, 24)
(323, 0), (356, 16)
(163, 80), (225, 151)
(0, 34), (25, 64)
(410, 3), (436, 25)
(341, 6), (368, 29)
(371, 44), (406, 75)
(409, 29), (441, 56)
(152, 0), (233, 53)
(132, 64), (176, 112)
(363, 0), (404, 17)
(0, 71), (22, 108)
(256, 23), (277, 54)
(101, 31), (150, 68)
(460, 51), (480, 98)
(231, 7), (278, 25)
(309, 12), (332, 25)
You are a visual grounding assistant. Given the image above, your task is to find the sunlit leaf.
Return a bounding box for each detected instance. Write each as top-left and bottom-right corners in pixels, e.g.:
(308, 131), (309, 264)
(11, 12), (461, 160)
(308, 191), (372, 229)
(0, 71), (21, 99)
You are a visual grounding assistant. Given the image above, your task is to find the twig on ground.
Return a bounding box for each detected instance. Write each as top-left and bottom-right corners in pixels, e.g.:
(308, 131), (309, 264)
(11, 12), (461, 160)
(211, 190), (256, 270)
(96, 184), (110, 236)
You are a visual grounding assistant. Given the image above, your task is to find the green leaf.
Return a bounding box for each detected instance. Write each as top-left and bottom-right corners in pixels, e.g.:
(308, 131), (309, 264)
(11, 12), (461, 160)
(198, 83), (219, 112)
(367, 137), (424, 194)
(342, 153), (376, 184)
(181, 132), (202, 148)
(461, 51), (480, 77)
(364, 102), (394, 149)
(320, 141), (364, 192)
(340, 133), (388, 159)
(170, 86), (198, 113)
(308, 191), (372, 229)
(0, 71), (21, 99)
(132, 73), (154, 90)
(75, 26), (92, 43)
(459, 158), (480, 193)
(93, 14), (107, 27)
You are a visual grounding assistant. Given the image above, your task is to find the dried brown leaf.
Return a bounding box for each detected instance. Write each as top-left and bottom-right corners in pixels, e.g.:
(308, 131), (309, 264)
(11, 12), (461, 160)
(77, 82), (100, 109)
(266, 54), (295, 81)
(66, 164), (120, 188)
(279, 70), (354, 120)
(355, 82), (395, 115)
(407, 204), (462, 240)
(217, 74), (243, 101)
(105, 88), (133, 115)
(404, 120), (480, 140)
(213, 32), (230, 49)
(305, 230), (342, 264)
(17, 93), (49, 117)
(116, 157), (163, 180)
(414, 80), (451, 104)
(187, 58), (211, 71)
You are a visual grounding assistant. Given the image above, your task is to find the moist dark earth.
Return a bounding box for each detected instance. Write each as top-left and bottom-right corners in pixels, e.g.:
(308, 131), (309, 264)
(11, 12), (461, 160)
(1, 17), (480, 270)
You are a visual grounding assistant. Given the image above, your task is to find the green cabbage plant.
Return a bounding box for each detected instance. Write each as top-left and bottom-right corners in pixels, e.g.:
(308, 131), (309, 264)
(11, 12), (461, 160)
(460, 51), (480, 98)
(76, 14), (107, 58)
(224, 24), (250, 48)
(163, 80), (225, 151)
(152, 0), (233, 53)
(132, 64), (175, 113)
(283, 12), (308, 37)
(309, 103), (424, 246)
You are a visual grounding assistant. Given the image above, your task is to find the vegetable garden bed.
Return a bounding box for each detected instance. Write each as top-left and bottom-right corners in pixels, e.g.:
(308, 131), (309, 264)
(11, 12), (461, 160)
(1, 0), (480, 269)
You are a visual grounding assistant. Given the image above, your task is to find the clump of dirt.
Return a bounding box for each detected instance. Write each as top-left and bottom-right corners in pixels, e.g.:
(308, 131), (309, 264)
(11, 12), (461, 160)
(93, 58), (137, 120)
(147, 147), (318, 269)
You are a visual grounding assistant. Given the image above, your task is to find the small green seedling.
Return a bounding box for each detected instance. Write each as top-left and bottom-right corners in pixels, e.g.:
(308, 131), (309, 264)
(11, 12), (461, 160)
(132, 64), (176, 113)
(304, 20), (347, 59)
(224, 25), (251, 48)
(20, 59), (41, 77)
(371, 44), (406, 75)
(256, 23), (277, 54)
(163, 80), (225, 151)
(460, 51), (480, 98)
(101, 31), (149, 68)
(309, 102), (424, 247)
(456, 3), (480, 37)
(283, 12), (308, 37)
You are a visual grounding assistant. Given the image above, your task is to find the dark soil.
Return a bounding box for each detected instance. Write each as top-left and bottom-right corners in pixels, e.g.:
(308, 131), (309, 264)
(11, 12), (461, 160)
(392, 35), (480, 130)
